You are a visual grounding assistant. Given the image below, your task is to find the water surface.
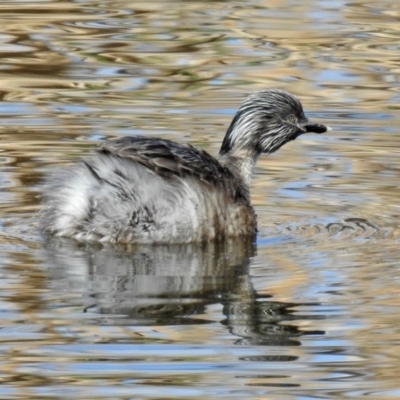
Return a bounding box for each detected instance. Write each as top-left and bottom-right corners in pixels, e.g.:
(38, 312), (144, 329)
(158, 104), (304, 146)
(0, 0), (400, 398)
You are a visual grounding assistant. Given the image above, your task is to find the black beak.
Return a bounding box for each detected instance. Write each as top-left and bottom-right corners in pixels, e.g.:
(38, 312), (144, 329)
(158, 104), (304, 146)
(302, 122), (331, 134)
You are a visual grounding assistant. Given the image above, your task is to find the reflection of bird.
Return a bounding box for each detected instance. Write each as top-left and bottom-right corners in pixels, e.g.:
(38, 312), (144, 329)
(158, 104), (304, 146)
(41, 89), (329, 244)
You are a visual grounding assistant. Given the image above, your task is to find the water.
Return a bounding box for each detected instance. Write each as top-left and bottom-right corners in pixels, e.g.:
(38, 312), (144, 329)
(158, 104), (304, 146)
(0, 0), (400, 398)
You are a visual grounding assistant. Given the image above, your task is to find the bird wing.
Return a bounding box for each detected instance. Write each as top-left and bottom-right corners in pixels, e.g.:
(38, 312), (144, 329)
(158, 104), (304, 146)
(98, 136), (231, 188)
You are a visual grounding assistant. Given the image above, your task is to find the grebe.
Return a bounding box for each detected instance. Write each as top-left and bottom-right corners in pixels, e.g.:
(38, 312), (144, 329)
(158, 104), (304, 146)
(41, 89), (329, 244)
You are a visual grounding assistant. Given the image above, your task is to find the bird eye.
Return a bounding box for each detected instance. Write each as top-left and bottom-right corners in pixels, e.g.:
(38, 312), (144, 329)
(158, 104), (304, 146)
(288, 115), (297, 124)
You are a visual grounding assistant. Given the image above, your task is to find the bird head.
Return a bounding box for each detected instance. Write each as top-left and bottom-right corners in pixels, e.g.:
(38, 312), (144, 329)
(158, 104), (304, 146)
(219, 89), (330, 156)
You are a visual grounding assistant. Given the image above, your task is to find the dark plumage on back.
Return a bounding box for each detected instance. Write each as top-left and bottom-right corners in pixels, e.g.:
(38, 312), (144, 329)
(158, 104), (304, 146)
(40, 89), (330, 244)
(100, 136), (229, 185)
(98, 136), (250, 205)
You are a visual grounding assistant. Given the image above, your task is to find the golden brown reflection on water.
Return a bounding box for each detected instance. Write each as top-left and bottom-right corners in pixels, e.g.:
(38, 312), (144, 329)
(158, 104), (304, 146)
(0, 0), (400, 398)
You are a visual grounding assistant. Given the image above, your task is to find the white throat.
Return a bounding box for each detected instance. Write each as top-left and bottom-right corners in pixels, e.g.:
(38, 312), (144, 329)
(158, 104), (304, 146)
(218, 150), (259, 187)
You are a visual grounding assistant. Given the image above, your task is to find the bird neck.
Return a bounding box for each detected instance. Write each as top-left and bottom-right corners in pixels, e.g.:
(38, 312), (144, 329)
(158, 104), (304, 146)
(218, 149), (260, 187)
